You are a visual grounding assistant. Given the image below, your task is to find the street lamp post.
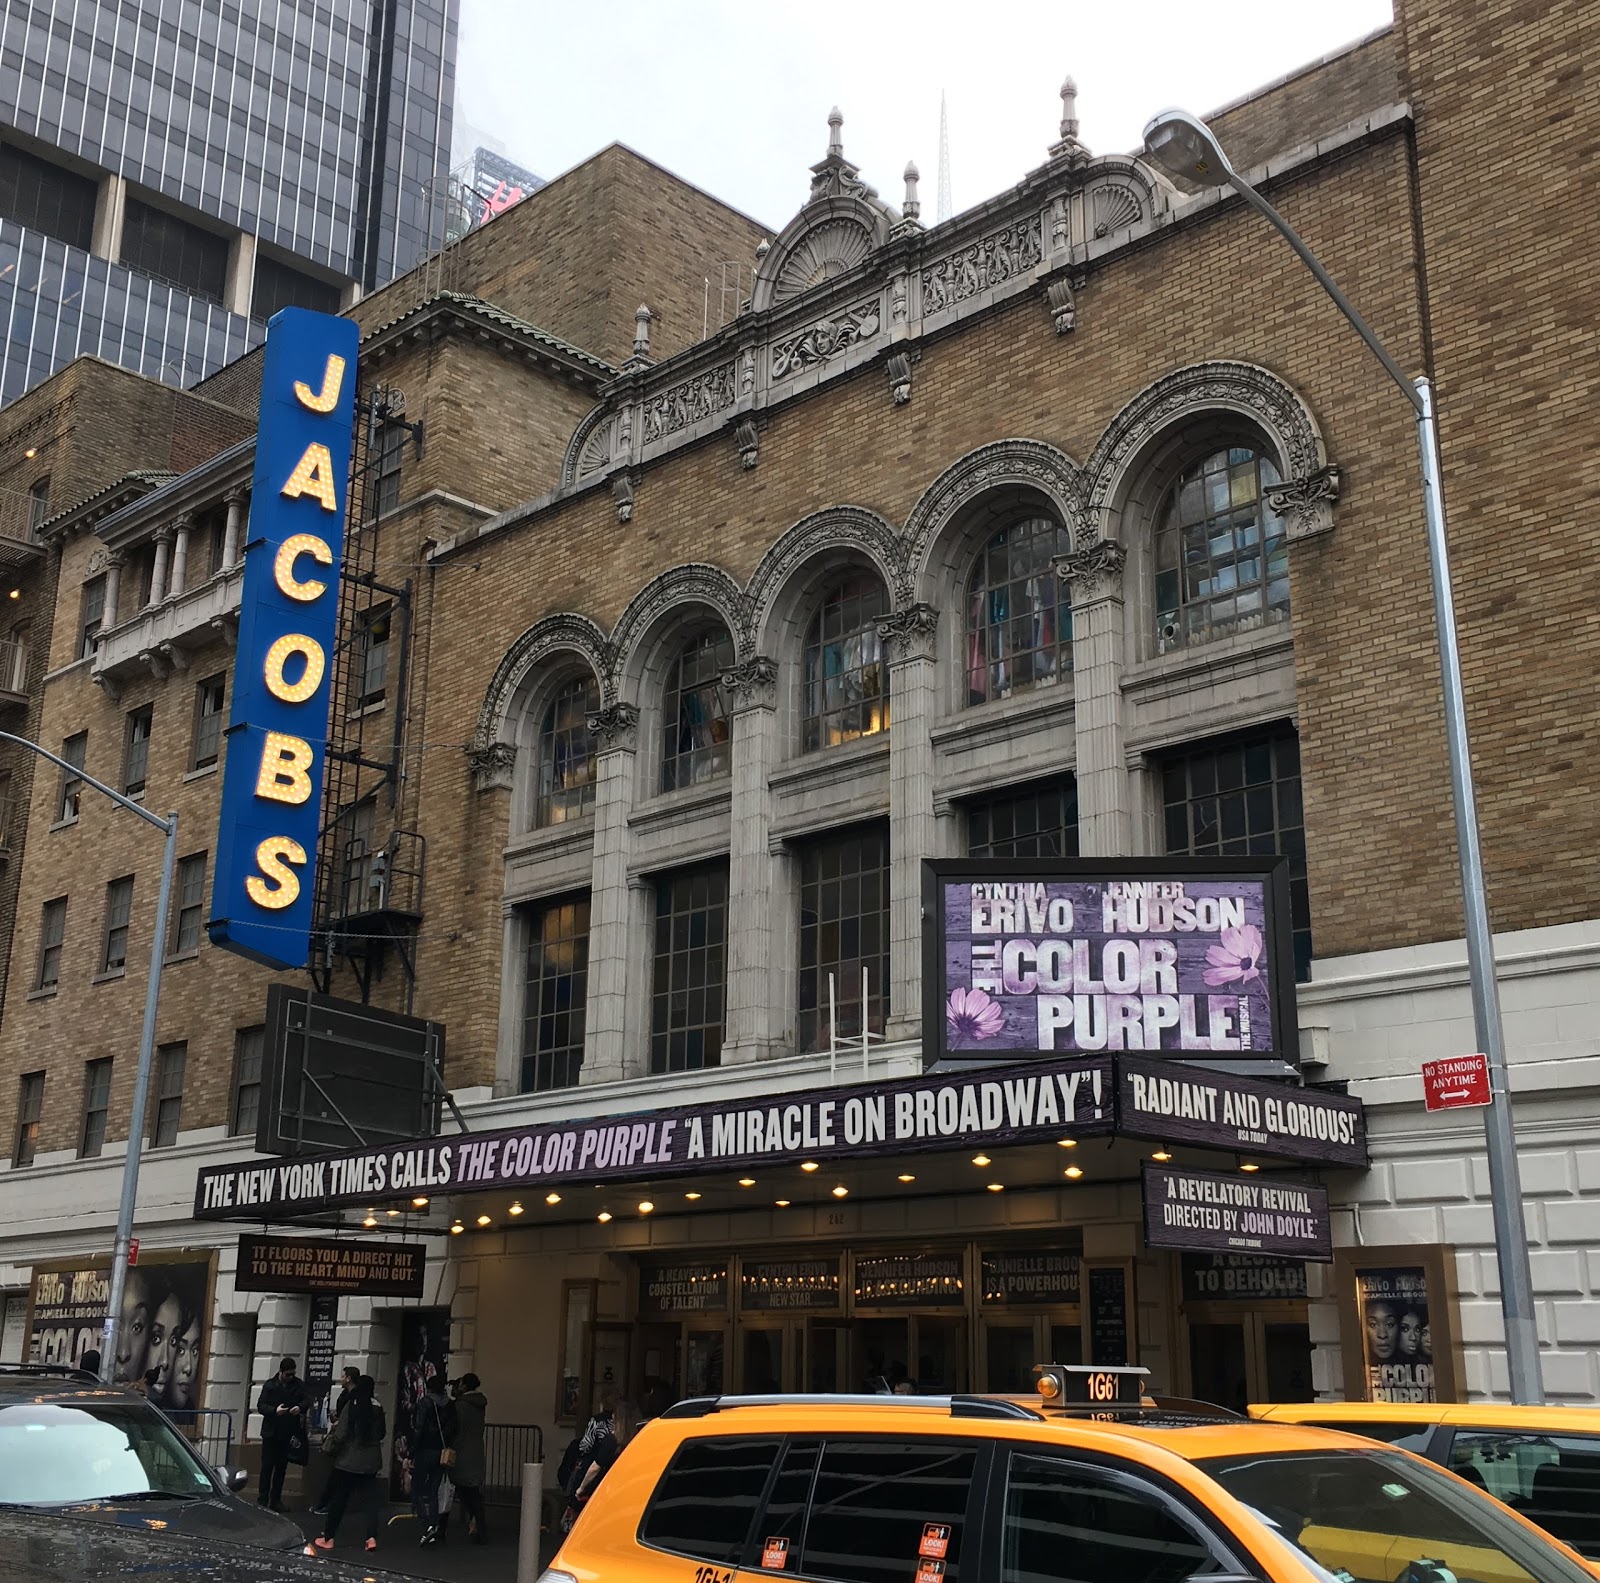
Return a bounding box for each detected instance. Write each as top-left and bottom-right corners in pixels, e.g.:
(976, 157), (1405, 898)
(1141, 110), (1544, 1405)
(0, 731), (178, 1386)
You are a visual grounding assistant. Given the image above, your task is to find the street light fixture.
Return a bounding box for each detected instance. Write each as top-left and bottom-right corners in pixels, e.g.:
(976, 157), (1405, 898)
(1141, 109), (1544, 1405)
(0, 731), (177, 1387)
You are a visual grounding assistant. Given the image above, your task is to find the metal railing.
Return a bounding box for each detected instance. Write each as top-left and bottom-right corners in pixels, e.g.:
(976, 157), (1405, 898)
(165, 1406), (237, 1471)
(482, 1423), (543, 1507)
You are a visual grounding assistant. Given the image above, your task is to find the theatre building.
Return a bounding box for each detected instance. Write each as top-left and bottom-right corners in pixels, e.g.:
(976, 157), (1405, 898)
(4, 0), (1600, 1471)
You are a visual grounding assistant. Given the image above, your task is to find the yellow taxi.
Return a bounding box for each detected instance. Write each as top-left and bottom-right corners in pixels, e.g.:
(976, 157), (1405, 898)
(539, 1366), (1600, 1583)
(1250, 1401), (1600, 1559)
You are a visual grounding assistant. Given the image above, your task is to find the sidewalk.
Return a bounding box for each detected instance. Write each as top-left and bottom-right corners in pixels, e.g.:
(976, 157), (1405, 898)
(287, 1501), (558, 1581)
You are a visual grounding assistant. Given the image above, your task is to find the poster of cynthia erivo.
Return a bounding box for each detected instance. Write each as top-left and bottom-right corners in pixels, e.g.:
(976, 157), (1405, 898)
(26, 1251), (216, 1416)
(1358, 1266), (1436, 1402)
(929, 860), (1294, 1061)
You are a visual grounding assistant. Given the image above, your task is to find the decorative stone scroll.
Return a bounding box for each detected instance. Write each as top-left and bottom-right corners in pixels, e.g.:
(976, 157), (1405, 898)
(721, 655), (779, 711)
(921, 216), (1042, 316)
(771, 299), (882, 379)
(466, 740), (517, 793)
(641, 362), (736, 444)
(1265, 464), (1343, 542)
(1056, 538), (1127, 604)
(587, 701), (641, 752)
(877, 602), (940, 663)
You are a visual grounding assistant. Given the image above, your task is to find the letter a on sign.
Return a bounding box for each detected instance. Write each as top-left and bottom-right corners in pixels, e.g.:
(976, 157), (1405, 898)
(208, 307), (359, 969)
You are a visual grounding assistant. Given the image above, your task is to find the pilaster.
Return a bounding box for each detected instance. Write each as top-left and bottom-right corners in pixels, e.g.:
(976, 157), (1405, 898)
(148, 526), (172, 607)
(1059, 541), (1131, 855)
(222, 489), (247, 571)
(169, 514), (192, 599)
(580, 704), (639, 1085)
(102, 551), (125, 630)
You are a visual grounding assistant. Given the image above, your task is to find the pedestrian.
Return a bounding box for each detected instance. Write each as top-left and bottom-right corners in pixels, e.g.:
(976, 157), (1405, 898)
(568, 1401), (639, 1525)
(562, 1386), (617, 1506)
(450, 1373), (490, 1545)
(312, 1367), (363, 1515)
(255, 1357), (310, 1513)
(79, 1349), (101, 1379)
(412, 1372), (456, 1545)
(307, 1375), (387, 1556)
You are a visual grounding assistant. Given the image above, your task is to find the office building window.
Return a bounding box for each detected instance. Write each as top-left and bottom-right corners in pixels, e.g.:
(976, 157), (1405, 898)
(79, 1058), (112, 1158)
(534, 675), (599, 828)
(662, 629), (734, 792)
(374, 421), (407, 515)
(230, 1027), (264, 1138)
(80, 578), (105, 659)
(651, 863), (729, 1074)
(0, 143), (96, 251)
(521, 893), (590, 1093)
(35, 897), (66, 991)
(119, 197), (229, 304)
(965, 515), (1075, 706)
(191, 674), (226, 769)
(58, 732), (86, 823)
(798, 823), (889, 1053)
(14, 1071), (44, 1168)
(967, 776), (1080, 859)
(123, 705), (153, 795)
(170, 852), (207, 956)
(101, 876), (134, 973)
(338, 799), (378, 915)
(252, 254), (342, 320)
(1161, 726), (1311, 979)
(151, 1043), (186, 1147)
(357, 606), (391, 707)
(28, 477), (50, 536)
(803, 576), (888, 753)
(1154, 444), (1288, 652)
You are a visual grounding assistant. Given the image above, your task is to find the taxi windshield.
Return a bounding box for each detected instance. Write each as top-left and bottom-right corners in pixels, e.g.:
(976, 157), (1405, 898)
(1198, 1450), (1594, 1583)
(0, 1400), (217, 1506)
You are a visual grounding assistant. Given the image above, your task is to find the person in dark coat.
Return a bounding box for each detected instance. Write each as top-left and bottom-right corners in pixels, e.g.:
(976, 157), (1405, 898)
(449, 1373), (489, 1544)
(255, 1357), (310, 1512)
(312, 1367), (363, 1514)
(308, 1375), (387, 1555)
(411, 1373), (456, 1544)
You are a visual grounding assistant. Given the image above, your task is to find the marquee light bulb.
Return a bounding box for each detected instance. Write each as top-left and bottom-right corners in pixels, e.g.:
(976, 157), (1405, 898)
(411, 1196), (429, 1208)
(508, 1201), (524, 1216)
(987, 1183), (1004, 1193)
(1152, 1148), (1173, 1163)
(638, 1201), (654, 1215)
(897, 1174), (915, 1183)
(1240, 1161), (1261, 1173)
(971, 1154), (991, 1168)
(545, 1192), (562, 1206)
(450, 1221), (464, 1234)
(1064, 1166), (1084, 1180)
(738, 1177), (756, 1188)
(775, 1199), (791, 1207)
(597, 1210), (613, 1224)
(386, 1208), (400, 1217)
(800, 1161), (820, 1173)
(475, 1213), (491, 1227)
(1058, 1138), (1078, 1149)
(361, 1215), (376, 1228)
(684, 1191), (702, 1202)
(831, 1185), (849, 1199)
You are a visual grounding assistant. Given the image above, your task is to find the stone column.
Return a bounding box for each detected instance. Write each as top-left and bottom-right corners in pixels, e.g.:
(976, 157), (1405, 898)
(1059, 541), (1131, 855)
(225, 231), (257, 318)
(102, 552), (125, 630)
(221, 489), (247, 571)
(91, 172), (126, 261)
(878, 603), (940, 1042)
(720, 657), (779, 1064)
(148, 526), (173, 607)
(169, 514), (192, 599)
(580, 703), (639, 1086)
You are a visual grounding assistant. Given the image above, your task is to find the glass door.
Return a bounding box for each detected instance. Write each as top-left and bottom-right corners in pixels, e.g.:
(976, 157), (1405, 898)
(1188, 1320), (1251, 1413)
(739, 1325), (786, 1393)
(981, 1314), (1082, 1391)
(852, 1317), (911, 1393)
(913, 1316), (967, 1394)
(1185, 1310), (1314, 1408)
(805, 1319), (849, 1393)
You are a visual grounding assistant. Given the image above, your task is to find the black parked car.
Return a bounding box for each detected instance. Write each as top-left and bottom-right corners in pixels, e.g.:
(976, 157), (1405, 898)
(1, 1504), (413, 1580)
(0, 1364), (302, 1551)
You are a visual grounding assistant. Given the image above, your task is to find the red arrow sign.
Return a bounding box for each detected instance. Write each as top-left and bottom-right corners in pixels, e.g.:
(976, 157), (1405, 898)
(1422, 1053), (1491, 1112)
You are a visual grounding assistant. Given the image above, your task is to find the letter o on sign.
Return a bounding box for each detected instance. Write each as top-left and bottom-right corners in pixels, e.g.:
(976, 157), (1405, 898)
(264, 633), (326, 703)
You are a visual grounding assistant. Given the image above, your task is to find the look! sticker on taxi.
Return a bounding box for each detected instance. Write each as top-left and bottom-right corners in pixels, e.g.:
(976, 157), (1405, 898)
(761, 1536), (789, 1570)
(915, 1561), (947, 1583)
(919, 1524), (951, 1560)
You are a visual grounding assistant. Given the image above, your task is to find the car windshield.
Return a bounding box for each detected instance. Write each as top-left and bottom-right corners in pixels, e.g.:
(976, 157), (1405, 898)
(1198, 1450), (1595, 1583)
(0, 1398), (217, 1505)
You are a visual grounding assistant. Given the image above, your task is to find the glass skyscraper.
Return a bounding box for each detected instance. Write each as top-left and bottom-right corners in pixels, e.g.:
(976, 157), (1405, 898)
(0, 0), (457, 405)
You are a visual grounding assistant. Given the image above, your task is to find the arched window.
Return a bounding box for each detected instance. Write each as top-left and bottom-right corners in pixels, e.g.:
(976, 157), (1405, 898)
(661, 629), (734, 792)
(1154, 445), (1286, 652)
(965, 516), (1074, 706)
(534, 673), (600, 827)
(803, 575), (888, 752)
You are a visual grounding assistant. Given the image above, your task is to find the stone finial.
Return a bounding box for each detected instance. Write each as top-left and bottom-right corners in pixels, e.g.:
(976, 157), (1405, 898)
(903, 162), (921, 222)
(755, 238), (771, 263)
(827, 106), (844, 158)
(1060, 76), (1079, 142)
(633, 304), (652, 358)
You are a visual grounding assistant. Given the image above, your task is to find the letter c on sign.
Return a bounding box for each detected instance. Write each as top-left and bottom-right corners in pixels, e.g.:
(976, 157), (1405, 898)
(246, 836), (307, 909)
(274, 534), (333, 601)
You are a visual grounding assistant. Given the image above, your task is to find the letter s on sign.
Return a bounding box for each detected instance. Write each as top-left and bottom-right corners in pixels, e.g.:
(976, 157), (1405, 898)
(246, 836), (307, 909)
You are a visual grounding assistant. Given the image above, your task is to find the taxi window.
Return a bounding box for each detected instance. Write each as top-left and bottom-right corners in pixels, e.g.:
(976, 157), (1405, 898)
(741, 1440), (819, 1569)
(1199, 1449), (1595, 1583)
(1001, 1451), (1233, 1583)
(638, 1435), (781, 1565)
(1308, 1421), (1437, 1455)
(800, 1438), (980, 1583)
(1450, 1431), (1600, 1559)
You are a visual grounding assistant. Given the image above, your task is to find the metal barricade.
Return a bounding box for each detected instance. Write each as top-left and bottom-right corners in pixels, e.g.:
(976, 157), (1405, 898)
(482, 1423), (543, 1506)
(164, 1406), (237, 1470)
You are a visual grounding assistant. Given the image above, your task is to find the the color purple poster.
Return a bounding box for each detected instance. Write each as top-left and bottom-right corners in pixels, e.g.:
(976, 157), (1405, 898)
(929, 861), (1295, 1062)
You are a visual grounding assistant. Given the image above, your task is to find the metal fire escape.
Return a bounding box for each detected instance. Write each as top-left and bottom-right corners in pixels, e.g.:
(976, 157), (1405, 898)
(308, 383), (425, 1007)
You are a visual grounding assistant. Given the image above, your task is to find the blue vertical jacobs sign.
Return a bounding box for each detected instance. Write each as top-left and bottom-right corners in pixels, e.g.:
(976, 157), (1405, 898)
(208, 307), (360, 969)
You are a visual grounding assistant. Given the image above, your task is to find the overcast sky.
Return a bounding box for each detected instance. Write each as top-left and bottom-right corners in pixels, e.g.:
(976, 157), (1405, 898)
(453, 0), (1395, 232)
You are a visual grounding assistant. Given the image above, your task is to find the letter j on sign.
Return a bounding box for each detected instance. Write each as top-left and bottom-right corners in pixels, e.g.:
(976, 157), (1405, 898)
(208, 308), (359, 968)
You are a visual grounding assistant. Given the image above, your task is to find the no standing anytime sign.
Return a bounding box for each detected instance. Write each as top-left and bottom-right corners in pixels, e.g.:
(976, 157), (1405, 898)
(1421, 1053), (1492, 1112)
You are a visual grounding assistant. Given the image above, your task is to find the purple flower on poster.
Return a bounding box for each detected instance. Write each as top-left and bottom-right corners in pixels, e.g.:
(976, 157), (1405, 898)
(946, 986), (1005, 1041)
(1203, 923), (1265, 988)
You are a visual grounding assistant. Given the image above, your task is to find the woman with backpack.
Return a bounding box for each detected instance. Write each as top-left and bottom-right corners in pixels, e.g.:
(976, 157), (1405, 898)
(308, 1375), (387, 1555)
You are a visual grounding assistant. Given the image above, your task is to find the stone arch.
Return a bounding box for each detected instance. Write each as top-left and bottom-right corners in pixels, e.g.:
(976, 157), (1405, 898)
(745, 505), (905, 653)
(560, 401), (619, 487)
(902, 439), (1087, 605)
(1083, 360), (1334, 545)
(472, 611), (611, 755)
(750, 195), (892, 314)
(609, 562), (751, 697)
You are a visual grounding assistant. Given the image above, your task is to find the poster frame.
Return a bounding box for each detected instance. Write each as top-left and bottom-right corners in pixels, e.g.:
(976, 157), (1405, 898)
(1334, 1243), (1464, 1404)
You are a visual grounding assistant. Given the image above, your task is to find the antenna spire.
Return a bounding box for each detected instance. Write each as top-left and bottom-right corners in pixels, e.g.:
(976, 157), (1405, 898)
(937, 91), (952, 223)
